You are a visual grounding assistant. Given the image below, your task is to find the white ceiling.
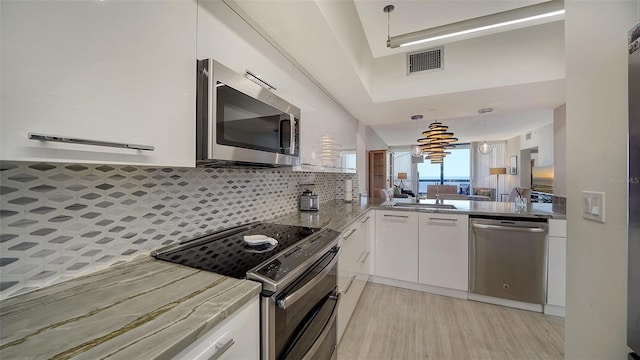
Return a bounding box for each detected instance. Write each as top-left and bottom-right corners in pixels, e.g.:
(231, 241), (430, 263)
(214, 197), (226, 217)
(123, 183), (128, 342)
(229, 0), (566, 146)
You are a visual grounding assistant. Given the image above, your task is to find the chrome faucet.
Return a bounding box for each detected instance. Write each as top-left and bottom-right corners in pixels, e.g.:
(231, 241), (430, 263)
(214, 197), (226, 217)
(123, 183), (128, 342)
(435, 183), (442, 204)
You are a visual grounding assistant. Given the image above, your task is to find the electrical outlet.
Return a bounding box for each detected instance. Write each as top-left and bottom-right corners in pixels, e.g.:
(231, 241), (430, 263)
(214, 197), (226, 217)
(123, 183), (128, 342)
(582, 191), (605, 223)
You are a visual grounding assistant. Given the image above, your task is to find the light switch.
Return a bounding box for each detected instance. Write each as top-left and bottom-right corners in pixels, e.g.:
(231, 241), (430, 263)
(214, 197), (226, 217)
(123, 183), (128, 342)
(582, 191), (605, 223)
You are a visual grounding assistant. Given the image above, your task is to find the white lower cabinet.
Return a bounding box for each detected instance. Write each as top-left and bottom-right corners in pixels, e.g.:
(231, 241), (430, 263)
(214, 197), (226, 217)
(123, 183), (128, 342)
(173, 297), (259, 360)
(546, 219), (566, 315)
(418, 213), (469, 291)
(374, 211), (419, 282)
(337, 213), (371, 341)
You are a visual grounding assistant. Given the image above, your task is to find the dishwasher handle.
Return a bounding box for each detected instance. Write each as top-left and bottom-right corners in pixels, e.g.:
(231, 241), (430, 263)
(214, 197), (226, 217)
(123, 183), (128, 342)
(471, 223), (546, 233)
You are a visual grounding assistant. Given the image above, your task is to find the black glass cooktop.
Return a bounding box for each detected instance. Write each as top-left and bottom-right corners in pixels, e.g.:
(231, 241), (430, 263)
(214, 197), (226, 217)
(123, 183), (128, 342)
(154, 223), (335, 280)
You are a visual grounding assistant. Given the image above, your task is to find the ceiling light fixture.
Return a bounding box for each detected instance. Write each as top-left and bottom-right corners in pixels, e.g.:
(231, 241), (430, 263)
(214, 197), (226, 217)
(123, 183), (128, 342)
(385, 0), (564, 48)
(415, 120), (458, 164)
(478, 107), (493, 155)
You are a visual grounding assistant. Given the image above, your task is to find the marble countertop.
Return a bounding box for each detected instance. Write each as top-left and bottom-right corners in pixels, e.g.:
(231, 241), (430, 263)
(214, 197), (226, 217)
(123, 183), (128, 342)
(0, 257), (260, 360)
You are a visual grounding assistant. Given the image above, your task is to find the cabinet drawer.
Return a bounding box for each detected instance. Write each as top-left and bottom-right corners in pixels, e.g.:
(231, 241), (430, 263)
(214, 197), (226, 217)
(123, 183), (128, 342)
(173, 298), (259, 360)
(548, 219), (566, 237)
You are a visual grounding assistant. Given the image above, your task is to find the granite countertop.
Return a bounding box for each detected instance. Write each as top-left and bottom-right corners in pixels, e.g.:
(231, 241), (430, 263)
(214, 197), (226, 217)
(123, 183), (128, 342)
(267, 200), (372, 231)
(379, 198), (566, 219)
(267, 199), (565, 231)
(0, 257), (260, 360)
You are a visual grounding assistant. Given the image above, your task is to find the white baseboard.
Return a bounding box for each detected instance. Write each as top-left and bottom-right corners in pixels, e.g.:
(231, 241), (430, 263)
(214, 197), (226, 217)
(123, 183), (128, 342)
(368, 276), (468, 300)
(543, 304), (566, 317)
(466, 293), (543, 312)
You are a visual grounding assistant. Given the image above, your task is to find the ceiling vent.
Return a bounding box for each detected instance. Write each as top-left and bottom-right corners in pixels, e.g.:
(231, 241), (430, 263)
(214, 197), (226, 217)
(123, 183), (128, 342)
(407, 47), (443, 75)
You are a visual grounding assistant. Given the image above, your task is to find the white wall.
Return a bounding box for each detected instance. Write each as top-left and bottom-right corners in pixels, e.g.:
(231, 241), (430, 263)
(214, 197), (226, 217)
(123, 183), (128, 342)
(506, 135), (522, 190)
(520, 123), (554, 167)
(564, 1), (637, 358)
(373, 21), (565, 102)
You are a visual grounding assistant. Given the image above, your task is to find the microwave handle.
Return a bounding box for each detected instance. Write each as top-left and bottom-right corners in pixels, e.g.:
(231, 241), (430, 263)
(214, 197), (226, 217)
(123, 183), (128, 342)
(289, 114), (296, 156)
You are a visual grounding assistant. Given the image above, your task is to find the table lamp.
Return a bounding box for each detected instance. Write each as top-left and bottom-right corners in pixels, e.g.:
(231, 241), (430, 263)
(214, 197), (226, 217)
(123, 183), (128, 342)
(397, 172), (407, 189)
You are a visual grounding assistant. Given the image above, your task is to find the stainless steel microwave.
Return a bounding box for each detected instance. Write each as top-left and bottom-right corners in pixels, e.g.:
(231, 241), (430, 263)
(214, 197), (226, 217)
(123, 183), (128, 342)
(196, 59), (300, 167)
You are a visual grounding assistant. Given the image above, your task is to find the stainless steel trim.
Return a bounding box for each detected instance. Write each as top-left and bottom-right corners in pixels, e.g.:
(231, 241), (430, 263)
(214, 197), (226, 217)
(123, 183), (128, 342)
(245, 69), (277, 90)
(28, 133), (154, 151)
(210, 338), (235, 360)
(197, 59), (301, 167)
(341, 274), (356, 294)
(383, 214), (409, 218)
(289, 114), (296, 156)
(262, 295), (276, 360)
(300, 293), (340, 360)
(471, 223), (546, 233)
(428, 217), (458, 222)
(276, 250), (340, 309)
(247, 230), (340, 293)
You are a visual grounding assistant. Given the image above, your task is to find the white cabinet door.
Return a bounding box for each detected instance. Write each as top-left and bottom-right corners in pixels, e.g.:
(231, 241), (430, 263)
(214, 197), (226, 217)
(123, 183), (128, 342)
(547, 236), (566, 307)
(374, 211), (418, 282)
(173, 298), (259, 360)
(418, 213), (469, 291)
(547, 220), (566, 307)
(292, 67), (358, 172)
(196, 0), (294, 104)
(337, 217), (366, 341)
(359, 213), (373, 279)
(1, 1), (197, 167)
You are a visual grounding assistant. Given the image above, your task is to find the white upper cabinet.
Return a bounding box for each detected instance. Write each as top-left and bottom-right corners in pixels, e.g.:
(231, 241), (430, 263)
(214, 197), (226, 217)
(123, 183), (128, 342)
(1, 0), (197, 166)
(292, 68), (358, 172)
(196, 1), (294, 105)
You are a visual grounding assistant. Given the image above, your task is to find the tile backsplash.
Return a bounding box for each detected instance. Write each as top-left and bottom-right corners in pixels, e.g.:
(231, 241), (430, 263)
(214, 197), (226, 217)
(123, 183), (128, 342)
(0, 161), (357, 299)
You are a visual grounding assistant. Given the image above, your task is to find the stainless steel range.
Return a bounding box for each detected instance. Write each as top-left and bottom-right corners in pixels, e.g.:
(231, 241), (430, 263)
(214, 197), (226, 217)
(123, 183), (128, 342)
(152, 222), (341, 360)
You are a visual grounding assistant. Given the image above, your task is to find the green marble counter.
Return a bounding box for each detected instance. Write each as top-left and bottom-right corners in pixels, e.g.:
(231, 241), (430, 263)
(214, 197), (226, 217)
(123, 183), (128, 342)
(0, 257), (260, 360)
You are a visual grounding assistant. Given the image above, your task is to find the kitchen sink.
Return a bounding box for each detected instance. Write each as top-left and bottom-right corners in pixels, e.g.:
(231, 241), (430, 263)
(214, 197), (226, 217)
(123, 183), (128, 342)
(393, 203), (457, 210)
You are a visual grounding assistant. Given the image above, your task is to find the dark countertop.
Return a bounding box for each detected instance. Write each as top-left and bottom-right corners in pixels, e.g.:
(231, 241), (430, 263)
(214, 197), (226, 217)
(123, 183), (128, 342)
(0, 257), (260, 360)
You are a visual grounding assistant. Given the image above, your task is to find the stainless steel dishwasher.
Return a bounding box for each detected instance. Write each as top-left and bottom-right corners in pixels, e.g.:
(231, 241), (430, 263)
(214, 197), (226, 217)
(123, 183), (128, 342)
(469, 215), (548, 304)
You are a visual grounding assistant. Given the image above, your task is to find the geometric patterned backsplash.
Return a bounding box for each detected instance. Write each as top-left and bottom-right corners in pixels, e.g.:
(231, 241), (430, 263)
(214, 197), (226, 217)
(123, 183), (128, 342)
(0, 161), (358, 299)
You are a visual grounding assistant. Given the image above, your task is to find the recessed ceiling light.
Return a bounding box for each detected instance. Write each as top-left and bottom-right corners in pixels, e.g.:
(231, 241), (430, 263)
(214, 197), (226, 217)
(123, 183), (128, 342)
(411, 115), (423, 121)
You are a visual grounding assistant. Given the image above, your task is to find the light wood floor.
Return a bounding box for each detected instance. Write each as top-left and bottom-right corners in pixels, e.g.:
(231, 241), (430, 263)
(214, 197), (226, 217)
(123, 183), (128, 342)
(337, 283), (564, 360)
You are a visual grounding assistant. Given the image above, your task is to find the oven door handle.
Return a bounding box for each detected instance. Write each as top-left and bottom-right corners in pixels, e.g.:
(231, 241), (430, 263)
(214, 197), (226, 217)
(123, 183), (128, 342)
(276, 249), (340, 310)
(300, 293), (341, 360)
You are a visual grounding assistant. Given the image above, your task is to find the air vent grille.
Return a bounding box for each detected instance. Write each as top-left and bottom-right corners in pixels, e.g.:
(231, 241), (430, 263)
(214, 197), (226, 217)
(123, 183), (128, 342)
(407, 47), (443, 74)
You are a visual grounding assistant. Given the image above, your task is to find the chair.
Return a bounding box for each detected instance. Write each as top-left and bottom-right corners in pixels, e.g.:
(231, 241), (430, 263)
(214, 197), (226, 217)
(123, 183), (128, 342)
(469, 187), (496, 201)
(507, 187), (531, 202)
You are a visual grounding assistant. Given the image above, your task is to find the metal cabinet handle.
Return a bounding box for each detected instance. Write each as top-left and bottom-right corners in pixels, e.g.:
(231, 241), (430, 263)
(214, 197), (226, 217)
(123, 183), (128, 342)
(383, 214), (409, 218)
(209, 338), (235, 360)
(28, 133), (154, 151)
(342, 228), (357, 240)
(428, 217), (458, 222)
(472, 223), (546, 233)
(276, 249), (339, 309)
(300, 293), (340, 360)
(341, 274), (356, 294)
(360, 251), (370, 264)
(360, 216), (371, 223)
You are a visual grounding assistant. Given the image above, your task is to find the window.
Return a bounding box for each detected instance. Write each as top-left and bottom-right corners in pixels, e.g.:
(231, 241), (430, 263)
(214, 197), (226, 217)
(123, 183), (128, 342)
(417, 144), (470, 195)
